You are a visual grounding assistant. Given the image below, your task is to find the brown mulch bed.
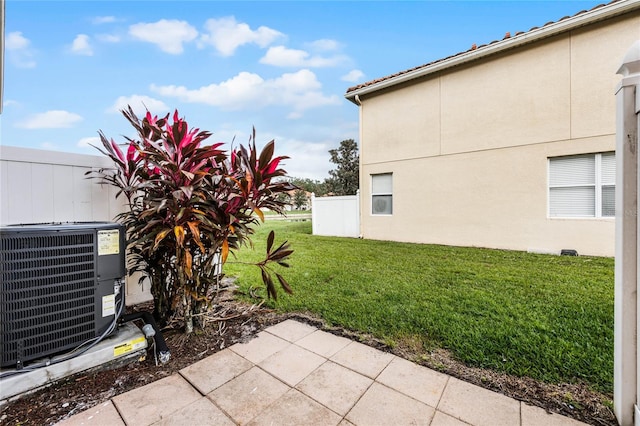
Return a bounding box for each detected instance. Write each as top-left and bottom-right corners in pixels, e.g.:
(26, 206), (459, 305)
(0, 294), (616, 426)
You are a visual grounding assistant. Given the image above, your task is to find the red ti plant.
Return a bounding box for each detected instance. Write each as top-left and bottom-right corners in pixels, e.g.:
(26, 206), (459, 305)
(88, 106), (295, 333)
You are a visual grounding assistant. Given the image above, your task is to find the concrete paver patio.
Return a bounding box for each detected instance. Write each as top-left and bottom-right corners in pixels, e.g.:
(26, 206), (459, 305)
(57, 319), (587, 426)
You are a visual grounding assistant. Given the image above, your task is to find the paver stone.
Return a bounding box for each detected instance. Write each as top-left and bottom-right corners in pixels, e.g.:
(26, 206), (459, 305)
(229, 331), (291, 364)
(112, 374), (201, 426)
(246, 388), (342, 426)
(264, 319), (317, 342)
(56, 401), (125, 426)
(180, 349), (252, 394)
(330, 341), (394, 379)
(521, 403), (588, 426)
(296, 330), (352, 358)
(151, 397), (234, 426)
(296, 360), (373, 415)
(437, 377), (520, 426)
(377, 356), (449, 407)
(258, 344), (326, 386)
(346, 382), (434, 425)
(208, 366), (290, 425)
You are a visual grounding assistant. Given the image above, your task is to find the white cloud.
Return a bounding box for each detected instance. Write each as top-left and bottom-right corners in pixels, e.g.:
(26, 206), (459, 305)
(6, 32), (30, 49)
(218, 129), (331, 180)
(6, 32), (36, 68)
(3, 100), (19, 108)
(151, 69), (340, 116)
(129, 20), (198, 54)
(198, 16), (283, 56)
(108, 95), (169, 116)
(277, 137), (332, 180)
(40, 142), (62, 150)
(306, 39), (340, 51)
(77, 136), (101, 148)
(17, 110), (83, 129)
(259, 46), (347, 68)
(341, 69), (365, 83)
(97, 34), (120, 43)
(92, 16), (117, 24)
(71, 34), (93, 56)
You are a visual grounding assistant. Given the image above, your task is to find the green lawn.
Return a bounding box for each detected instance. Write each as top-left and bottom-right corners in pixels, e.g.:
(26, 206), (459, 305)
(225, 220), (614, 393)
(263, 209), (311, 216)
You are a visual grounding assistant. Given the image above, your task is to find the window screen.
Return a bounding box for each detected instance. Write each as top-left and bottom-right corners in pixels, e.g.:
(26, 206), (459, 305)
(372, 173), (392, 215)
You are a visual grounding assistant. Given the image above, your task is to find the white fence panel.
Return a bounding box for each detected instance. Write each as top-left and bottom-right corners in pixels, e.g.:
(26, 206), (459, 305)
(0, 146), (125, 225)
(0, 145), (152, 305)
(311, 192), (360, 237)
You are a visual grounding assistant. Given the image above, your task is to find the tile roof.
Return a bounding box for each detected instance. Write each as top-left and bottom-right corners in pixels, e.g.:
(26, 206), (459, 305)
(345, 0), (632, 97)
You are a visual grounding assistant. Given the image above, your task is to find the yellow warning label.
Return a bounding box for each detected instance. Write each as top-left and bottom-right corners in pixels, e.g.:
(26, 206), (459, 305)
(98, 229), (120, 256)
(113, 336), (147, 357)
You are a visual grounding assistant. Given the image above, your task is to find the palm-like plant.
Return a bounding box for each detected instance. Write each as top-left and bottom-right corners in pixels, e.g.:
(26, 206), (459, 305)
(89, 106), (295, 332)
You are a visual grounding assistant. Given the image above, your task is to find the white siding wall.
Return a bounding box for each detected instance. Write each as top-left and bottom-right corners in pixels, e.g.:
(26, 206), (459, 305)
(0, 146), (152, 305)
(311, 193), (360, 238)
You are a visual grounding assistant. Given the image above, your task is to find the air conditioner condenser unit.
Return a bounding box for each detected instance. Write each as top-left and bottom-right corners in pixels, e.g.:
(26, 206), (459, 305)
(0, 222), (126, 369)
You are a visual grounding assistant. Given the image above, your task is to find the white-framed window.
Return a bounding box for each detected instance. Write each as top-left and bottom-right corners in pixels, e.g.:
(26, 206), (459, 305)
(548, 152), (615, 218)
(371, 173), (392, 215)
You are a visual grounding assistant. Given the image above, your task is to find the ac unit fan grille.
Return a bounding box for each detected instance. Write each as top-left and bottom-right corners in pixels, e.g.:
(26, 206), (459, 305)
(1, 232), (97, 367)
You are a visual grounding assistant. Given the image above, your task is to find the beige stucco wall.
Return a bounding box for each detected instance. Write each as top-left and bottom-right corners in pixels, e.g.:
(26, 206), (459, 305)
(359, 12), (640, 257)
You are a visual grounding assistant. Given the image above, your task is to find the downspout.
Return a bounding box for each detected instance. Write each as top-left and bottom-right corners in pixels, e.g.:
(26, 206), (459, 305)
(354, 94), (363, 238)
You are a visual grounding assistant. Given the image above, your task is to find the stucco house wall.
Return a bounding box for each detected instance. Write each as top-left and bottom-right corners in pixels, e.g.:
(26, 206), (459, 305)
(349, 2), (640, 257)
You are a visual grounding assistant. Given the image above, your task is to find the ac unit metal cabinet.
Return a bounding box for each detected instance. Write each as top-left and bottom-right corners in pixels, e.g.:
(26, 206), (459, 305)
(0, 222), (126, 368)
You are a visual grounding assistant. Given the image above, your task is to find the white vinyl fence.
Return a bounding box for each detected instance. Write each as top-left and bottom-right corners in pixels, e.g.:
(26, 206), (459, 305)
(0, 145), (152, 305)
(311, 191), (360, 238)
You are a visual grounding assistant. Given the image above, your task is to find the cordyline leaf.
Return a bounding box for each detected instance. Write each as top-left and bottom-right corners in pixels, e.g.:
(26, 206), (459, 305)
(266, 230), (275, 253)
(176, 208), (187, 222)
(186, 221), (205, 253)
(221, 238), (229, 264)
(111, 139), (125, 163)
(174, 225), (185, 247)
(266, 157), (281, 175)
(180, 186), (193, 199)
(275, 273), (293, 295)
(270, 249), (294, 261)
(261, 267), (277, 300)
(271, 240), (291, 256)
(245, 169), (253, 190)
(156, 198), (168, 213)
(258, 140), (275, 171)
(140, 219), (164, 234)
(253, 207), (265, 222)
(184, 251), (193, 278)
(153, 228), (172, 250)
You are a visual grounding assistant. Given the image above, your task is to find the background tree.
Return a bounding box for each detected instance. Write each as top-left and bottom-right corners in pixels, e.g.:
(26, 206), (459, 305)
(290, 177), (327, 196)
(325, 139), (359, 196)
(275, 192), (291, 206)
(293, 189), (309, 210)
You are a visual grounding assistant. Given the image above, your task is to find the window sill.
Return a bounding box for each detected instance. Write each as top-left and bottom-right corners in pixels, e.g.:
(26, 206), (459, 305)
(548, 216), (615, 221)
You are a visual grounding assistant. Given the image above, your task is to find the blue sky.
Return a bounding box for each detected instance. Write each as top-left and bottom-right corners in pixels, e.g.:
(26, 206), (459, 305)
(2, 0), (604, 180)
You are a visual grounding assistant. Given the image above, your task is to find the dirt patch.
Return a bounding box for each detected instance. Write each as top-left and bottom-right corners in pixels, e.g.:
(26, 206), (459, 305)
(0, 296), (616, 426)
